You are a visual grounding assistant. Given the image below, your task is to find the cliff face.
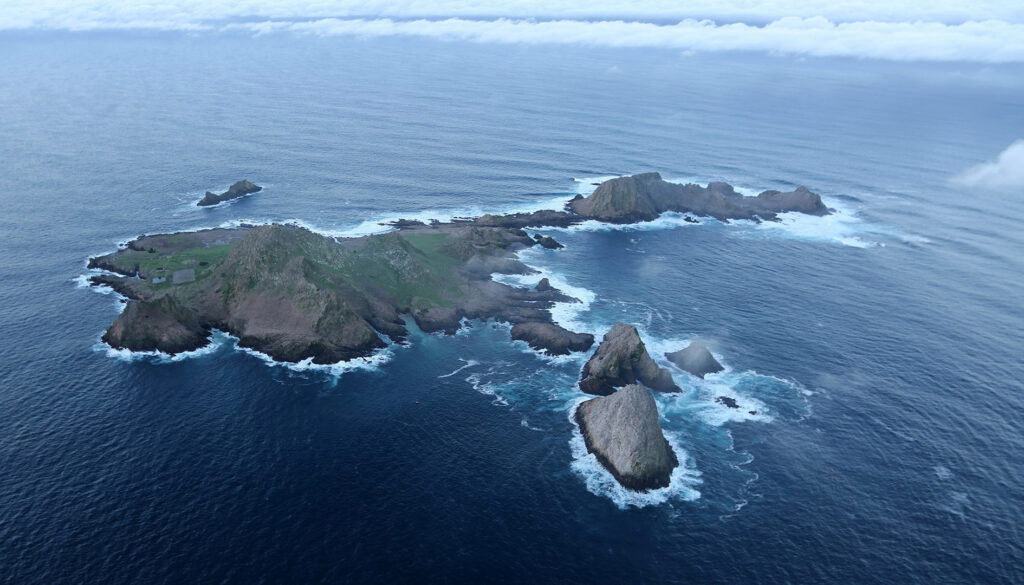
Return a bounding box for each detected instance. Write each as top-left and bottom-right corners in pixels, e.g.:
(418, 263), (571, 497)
(570, 172), (829, 222)
(575, 384), (678, 491)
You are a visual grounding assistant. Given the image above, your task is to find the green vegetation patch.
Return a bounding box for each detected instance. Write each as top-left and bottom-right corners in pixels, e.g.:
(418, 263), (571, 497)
(113, 243), (235, 289)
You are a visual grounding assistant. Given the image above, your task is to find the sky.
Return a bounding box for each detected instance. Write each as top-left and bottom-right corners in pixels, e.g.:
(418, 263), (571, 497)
(3, 0), (1024, 63)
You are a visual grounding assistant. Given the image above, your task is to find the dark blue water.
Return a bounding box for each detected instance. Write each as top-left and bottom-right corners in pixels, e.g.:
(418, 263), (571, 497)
(2, 32), (1023, 584)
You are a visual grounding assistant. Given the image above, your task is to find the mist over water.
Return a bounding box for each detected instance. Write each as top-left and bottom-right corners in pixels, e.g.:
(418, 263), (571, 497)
(1, 32), (1023, 584)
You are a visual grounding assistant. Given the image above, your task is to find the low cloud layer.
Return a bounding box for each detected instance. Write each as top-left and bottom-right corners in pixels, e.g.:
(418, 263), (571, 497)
(3, 0), (1022, 28)
(229, 17), (1024, 63)
(954, 141), (1024, 191)
(3, 1), (1023, 63)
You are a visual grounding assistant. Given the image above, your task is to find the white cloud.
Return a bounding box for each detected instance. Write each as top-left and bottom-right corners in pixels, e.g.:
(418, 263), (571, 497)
(954, 141), (1024, 191)
(233, 17), (1024, 63)
(2, 1), (1023, 63)
(1, 0), (1022, 30)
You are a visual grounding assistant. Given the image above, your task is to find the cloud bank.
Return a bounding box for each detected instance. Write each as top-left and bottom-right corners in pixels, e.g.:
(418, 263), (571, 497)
(3, 1), (1023, 63)
(231, 17), (1024, 63)
(2, 0), (1022, 27)
(954, 141), (1024, 191)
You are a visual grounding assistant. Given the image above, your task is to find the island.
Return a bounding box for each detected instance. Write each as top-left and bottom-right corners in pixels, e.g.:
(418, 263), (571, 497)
(86, 172), (829, 492)
(197, 180), (262, 207)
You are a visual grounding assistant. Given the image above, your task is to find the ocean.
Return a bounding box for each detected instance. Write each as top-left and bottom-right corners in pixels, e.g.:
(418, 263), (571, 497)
(1, 31), (1023, 584)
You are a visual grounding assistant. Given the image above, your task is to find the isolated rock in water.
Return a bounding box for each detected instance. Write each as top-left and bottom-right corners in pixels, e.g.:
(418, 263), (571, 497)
(579, 323), (679, 395)
(665, 341), (723, 378)
(535, 277), (553, 292)
(510, 322), (594, 355)
(197, 180), (262, 207)
(575, 384), (678, 491)
(533, 234), (564, 249)
(102, 295), (209, 354)
(569, 172), (829, 222)
(716, 396), (739, 409)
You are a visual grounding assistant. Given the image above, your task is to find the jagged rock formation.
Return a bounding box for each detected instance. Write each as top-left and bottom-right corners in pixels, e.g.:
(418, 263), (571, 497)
(510, 322), (594, 355)
(579, 323), (679, 395)
(197, 180), (262, 207)
(533, 234), (564, 249)
(575, 384), (678, 491)
(665, 341), (724, 378)
(570, 172), (829, 223)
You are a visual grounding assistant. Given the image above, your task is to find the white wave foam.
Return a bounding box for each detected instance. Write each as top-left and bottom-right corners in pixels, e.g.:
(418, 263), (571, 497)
(226, 191), (578, 240)
(96, 329), (231, 362)
(438, 359), (479, 378)
(465, 372), (510, 406)
(495, 246), (598, 334)
(743, 197), (876, 248)
(570, 174), (907, 248)
(236, 335), (397, 377)
(568, 398), (702, 509)
(96, 327), (397, 376)
(520, 418), (545, 432)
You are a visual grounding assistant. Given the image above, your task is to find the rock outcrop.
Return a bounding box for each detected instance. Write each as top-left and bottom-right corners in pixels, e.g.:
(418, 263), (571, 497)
(570, 172), (829, 223)
(665, 341), (723, 378)
(533, 234), (564, 249)
(575, 384), (678, 491)
(473, 210), (580, 229)
(102, 295), (209, 354)
(579, 323), (679, 395)
(510, 322), (594, 355)
(197, 180), (262, 207)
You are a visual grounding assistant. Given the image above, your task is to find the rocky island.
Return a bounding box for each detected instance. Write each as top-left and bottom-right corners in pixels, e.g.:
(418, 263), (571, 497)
(87, 172), (829, 491)
(575, 384), (678, 490)
(197, 180), (262, 207)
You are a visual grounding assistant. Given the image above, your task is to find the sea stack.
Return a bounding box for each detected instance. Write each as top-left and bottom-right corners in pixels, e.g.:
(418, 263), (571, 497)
(579, 323), (679, 395)
(575, 384), (678, 491)
(197, 180), (262, 207)
(665, 341), (724, 378)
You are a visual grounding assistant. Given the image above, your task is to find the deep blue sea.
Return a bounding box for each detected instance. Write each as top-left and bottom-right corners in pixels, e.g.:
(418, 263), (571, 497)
(2, 32), (1023, 584)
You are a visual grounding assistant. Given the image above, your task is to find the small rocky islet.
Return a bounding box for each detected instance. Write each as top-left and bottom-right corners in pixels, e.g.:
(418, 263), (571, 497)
(197, 179), (262, 207)
(87, 172), (829, 491)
